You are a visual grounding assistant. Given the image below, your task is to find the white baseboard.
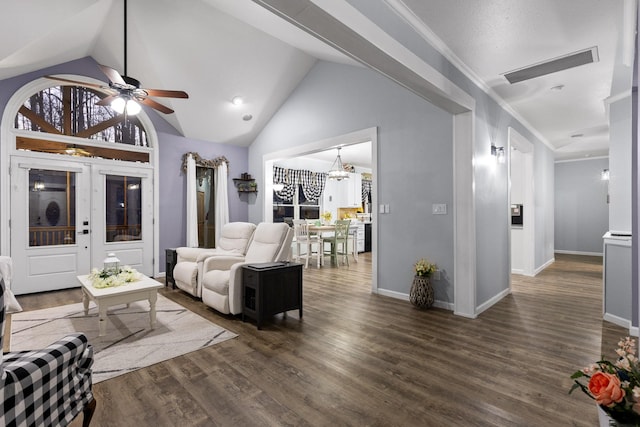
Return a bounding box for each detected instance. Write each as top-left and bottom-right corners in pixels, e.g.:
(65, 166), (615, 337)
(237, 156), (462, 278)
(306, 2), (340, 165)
(157, 272), (166, 278)
(603, 312), (634, 334)
(555, 250), (603, 257)
(534, 257), (555, 275)
(376, 288), (408, 300)
(376, 288), (453, 311)
(603, 313), (639, 337)
(475, 288), (511, 316)
(511, 268), (524, 275)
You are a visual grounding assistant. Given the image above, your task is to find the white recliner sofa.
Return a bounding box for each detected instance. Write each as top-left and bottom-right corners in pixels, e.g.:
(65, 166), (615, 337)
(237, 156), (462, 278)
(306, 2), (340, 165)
(201, 222), (294, 315)
(173, 222), (257, 298)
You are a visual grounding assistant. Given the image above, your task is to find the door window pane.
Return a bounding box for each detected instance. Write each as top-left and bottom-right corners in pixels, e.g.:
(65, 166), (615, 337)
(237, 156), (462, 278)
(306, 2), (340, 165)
(105, 175), (142, 242)
(29, 169), (76, 246)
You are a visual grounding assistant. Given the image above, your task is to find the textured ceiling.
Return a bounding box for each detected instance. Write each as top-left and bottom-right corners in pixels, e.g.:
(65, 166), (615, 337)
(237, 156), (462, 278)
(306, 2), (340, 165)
(396, 0), (627, 159)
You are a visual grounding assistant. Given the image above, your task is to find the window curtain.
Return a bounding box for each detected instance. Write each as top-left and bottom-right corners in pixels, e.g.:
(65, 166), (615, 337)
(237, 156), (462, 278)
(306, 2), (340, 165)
(273, 166), (327, 203)
(182, 152), (230, 248)
(299, 170), (327, 203)
(214, 161), (229, 241)
(273, 166), (295, 202)
(185, 154), (198, 247)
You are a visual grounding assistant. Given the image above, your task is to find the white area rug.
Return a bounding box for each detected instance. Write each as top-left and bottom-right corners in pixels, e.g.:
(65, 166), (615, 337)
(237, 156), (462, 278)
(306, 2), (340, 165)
(10, 294), (237, 383)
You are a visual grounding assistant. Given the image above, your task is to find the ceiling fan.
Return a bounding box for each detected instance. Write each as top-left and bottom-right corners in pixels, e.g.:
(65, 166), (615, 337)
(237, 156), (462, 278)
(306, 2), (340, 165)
(44, 0), (188, 115)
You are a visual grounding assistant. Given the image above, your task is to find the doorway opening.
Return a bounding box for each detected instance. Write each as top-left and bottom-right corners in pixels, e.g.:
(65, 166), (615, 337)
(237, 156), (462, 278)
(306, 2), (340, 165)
(508, 127), (535, 281)
(263, 127), (378, 293)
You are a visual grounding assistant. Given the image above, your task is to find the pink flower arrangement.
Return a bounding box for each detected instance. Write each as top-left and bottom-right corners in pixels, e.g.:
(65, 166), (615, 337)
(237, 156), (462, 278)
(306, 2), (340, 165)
(570, 337), (640, 424)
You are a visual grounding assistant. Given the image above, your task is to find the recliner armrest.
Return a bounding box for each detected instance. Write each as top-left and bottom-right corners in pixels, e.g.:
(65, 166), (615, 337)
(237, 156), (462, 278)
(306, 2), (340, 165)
(202, 255), (246, 272)
(176, 247), (215, 263)
(195, 251), (221, 263)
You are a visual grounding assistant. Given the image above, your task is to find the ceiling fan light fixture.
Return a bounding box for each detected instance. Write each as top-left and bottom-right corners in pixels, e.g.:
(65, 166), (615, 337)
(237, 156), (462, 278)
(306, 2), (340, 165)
(125, 99), (141, 115)
(111, 96), (141, 115)
(327, 147), (350, 180)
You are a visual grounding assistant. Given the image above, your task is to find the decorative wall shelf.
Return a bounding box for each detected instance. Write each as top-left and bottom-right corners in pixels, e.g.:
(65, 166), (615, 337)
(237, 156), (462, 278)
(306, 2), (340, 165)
(233, 174), (257, 193)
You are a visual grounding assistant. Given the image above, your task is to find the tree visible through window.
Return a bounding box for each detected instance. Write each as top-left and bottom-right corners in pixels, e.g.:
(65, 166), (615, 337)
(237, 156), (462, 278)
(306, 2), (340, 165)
(15, 85), (147, 146)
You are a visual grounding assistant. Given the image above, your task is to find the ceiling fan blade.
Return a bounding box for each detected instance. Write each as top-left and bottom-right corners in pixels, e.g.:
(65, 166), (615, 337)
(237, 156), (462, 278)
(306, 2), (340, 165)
(99, 64), (127, 86)
(140, 97), (174, 114)
(96, 95), (118, 106)
(44, 75), (105, 89)
(144, 88), (189, 99)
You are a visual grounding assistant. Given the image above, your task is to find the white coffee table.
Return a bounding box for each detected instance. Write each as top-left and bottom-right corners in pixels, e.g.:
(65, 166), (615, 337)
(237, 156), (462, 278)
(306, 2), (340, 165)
(77, 274), (164, 336)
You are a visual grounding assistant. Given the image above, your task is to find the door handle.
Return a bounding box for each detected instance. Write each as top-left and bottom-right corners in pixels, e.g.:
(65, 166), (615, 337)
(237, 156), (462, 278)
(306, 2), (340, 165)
(78, 230), (90, 235)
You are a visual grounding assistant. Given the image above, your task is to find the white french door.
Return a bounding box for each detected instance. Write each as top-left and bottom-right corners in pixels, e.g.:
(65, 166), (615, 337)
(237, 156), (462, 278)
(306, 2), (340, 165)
(10, 156), (153, 295)
(90, 164), (153, 276)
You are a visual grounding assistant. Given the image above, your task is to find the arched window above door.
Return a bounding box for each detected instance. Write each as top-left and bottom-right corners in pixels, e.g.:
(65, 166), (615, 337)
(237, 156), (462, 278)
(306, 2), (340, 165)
(14, 84), (150, 162)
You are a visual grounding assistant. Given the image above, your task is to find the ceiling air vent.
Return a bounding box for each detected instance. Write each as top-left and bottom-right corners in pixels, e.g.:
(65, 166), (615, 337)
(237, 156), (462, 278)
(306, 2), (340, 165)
(502, 46), (599, 84)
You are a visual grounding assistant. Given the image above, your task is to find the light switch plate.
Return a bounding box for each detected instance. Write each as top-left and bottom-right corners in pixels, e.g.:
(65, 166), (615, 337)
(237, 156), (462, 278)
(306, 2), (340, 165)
(432, 204), (447, 215)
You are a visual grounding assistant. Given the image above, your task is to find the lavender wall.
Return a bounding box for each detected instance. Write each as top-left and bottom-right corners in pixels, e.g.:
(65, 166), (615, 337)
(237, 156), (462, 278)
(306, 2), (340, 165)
(157, 132), (248, 268)
(0, 56), (249, 273)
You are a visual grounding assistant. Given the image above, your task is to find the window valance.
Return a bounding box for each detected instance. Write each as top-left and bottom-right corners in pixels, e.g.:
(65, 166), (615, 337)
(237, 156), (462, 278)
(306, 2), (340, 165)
(273, 166), (328, 203)
(181, 152), (229, 172)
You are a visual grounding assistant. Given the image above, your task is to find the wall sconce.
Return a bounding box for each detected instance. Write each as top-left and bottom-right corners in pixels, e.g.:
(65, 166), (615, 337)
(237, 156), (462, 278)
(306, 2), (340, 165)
(601, 169), (610, 181)
(491, 144), (506, 164)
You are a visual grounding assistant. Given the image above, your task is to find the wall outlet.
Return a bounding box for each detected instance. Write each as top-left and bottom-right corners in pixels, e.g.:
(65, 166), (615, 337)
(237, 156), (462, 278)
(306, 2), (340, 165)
(432, 203), (447, 215)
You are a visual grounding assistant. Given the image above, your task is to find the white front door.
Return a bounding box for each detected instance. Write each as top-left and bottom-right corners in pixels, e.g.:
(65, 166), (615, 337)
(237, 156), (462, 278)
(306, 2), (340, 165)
(10, 156), (92, 294)
(10, 156), (154, 295)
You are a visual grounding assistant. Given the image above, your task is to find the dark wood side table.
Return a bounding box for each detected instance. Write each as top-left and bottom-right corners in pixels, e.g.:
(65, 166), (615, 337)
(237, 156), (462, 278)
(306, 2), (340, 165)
(241, 262), (303, 330)
(165, 248), (177, 288)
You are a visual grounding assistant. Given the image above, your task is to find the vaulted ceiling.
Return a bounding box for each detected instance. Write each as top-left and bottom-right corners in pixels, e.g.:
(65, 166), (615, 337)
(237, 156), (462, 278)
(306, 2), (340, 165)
(0, 0), (630, 160)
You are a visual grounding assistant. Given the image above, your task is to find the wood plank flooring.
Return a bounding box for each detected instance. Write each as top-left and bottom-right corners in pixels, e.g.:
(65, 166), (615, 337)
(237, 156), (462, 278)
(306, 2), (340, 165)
(13, 253), (625, 426)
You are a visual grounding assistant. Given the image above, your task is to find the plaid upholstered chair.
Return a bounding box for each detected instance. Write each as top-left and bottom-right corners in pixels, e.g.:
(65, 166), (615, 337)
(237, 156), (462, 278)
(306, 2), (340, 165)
(0, 278), (96, 426)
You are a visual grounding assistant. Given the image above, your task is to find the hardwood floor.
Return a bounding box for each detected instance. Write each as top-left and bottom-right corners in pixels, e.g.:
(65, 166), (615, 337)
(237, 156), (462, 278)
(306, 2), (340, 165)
(15, 253), (624, 426)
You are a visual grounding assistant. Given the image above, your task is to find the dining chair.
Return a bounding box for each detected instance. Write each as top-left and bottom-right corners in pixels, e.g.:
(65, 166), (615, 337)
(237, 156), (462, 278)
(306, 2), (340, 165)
(323, 219), (351, 266)
(292, 219), (323, 268)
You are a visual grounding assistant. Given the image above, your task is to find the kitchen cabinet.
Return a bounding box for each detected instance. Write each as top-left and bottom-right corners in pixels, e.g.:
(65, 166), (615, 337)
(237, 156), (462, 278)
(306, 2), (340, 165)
(346, 222), (365, 254)
(322, 173), (362, 216)
(345, 172), (362, 208)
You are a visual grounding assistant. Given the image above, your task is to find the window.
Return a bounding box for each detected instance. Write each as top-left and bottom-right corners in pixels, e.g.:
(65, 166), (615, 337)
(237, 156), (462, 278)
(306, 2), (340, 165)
(105, 175), (142, 242)
(14, 85), (150, 162)
(273, 184), (320, 223)
(28, 169), (76, 246)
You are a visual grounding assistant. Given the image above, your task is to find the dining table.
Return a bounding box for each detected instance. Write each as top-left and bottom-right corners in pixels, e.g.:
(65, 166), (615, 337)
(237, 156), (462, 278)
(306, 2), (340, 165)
(307, 223), (359, 264)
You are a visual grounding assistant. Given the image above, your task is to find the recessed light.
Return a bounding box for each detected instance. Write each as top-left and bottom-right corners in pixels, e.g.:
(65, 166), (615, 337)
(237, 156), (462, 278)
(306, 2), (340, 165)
(571, 133), (584, 138)
(550, 84), (565, 91)
(232, 96), (243, 105)
(242, 114), (253, 121)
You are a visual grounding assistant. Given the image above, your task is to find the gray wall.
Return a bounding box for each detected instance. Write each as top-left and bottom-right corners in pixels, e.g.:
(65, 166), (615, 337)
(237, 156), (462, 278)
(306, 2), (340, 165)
(0, 57), (250, 272)
(339, 0), (555, 308)
(554, 158), (610, 254)
(609, 97), (633, 232)
(248, 61), (456, 303)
